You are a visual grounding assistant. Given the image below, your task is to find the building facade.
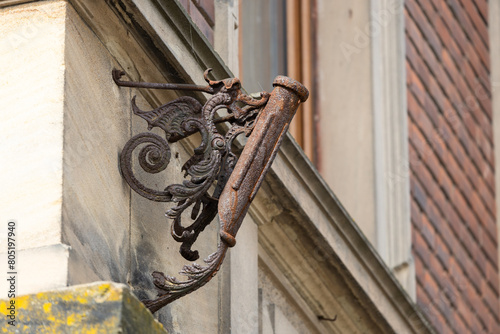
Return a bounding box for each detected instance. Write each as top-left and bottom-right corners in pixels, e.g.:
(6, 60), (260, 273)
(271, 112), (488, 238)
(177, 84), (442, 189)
(1, 0), (499, 333)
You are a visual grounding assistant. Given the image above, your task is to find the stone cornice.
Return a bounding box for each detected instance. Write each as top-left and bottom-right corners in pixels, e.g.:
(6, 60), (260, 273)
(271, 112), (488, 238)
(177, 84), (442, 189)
(251, 136), (435, 333)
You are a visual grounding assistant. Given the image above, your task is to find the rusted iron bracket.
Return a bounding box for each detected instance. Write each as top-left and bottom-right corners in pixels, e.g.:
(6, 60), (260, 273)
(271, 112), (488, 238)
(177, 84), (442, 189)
(113, 69), (308, 313)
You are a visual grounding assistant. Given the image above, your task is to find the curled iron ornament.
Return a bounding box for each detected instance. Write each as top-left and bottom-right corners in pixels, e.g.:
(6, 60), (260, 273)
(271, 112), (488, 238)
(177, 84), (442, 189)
(113, 69), (308, 313)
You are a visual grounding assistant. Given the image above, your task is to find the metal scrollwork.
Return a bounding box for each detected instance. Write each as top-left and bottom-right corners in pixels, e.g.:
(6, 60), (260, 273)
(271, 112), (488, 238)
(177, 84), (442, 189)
(113, 69), (308, 313)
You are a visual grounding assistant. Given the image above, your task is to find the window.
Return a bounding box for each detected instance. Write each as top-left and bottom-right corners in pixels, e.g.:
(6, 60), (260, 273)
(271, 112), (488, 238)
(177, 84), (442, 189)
(240, 0), (316, 162)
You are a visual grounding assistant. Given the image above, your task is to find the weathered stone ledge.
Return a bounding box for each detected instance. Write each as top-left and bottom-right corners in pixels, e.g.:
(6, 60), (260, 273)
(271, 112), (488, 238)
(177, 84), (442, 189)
(0, 282), (167, 333)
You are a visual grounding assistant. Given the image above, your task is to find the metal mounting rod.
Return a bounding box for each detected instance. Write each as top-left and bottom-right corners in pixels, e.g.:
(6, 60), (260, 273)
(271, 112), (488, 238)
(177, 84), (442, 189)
(112, 69), (216, 94)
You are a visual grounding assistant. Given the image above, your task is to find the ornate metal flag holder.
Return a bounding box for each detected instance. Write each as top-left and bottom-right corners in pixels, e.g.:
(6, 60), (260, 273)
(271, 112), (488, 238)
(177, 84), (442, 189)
(113, 69), (308, 313)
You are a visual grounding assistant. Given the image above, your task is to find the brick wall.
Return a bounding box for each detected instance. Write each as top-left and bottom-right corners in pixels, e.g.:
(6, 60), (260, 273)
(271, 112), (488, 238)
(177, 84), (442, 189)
(406, 1), (500, 333)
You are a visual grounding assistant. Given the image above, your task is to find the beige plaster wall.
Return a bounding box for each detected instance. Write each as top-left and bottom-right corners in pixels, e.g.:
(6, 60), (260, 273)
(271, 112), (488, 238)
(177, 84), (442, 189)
(62, 2), (131, 285)
(0, 0), (66, 252)
(316, 0), (376, 245)
(0, 0), (68, 297)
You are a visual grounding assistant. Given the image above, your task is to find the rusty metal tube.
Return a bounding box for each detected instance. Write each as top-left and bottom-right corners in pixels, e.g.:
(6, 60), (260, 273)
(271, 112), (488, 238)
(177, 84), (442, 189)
(218, 76), (309, 247)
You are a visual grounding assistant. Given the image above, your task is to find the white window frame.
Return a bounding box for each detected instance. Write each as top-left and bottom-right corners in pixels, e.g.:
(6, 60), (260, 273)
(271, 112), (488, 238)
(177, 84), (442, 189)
(371, 0), (415, 298)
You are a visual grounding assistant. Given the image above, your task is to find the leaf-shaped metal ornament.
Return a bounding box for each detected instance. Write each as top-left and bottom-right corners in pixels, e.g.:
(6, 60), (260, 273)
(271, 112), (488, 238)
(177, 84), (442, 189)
(113, 69), (308, 313)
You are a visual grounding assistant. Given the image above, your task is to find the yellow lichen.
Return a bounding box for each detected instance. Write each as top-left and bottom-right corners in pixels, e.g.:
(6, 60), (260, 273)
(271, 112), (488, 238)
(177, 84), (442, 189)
(15, 295), (29, 309)
(42, 302), (52, 313)
(66, 313), (75, 326)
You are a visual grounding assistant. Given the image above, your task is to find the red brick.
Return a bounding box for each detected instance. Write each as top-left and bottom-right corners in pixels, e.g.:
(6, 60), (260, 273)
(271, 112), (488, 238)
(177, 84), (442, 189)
(414, 246), (426, 273)
(408, 122), (491, 254)
(411, 181), (427, 213)
(415, 276), (446, 333)
(415, 285), (439, 330)
(465, 283), (494, 329)
(408, 98), (477, 198)
(483, 235), (499, 270)
(423, 271), (440, 300)
(407, 64), (495, 193)
(483, 213), (499, 243)
(447, 0), (489, 68)
(411, 176), (489, 292)
(469, 191), (496, 230)
(458, 0), (488, 44)
(421, 115), (494, 212)
(449, 258), (468, 291)
(406, 1), (498, 331)
(415, 253), (474, 333)
(424, 201), (462, 261)
(450, 311), (469, 334)
(406, 2), (442, 57)
(415, 208), (486, 305)
(472, 245), (488, 280)
(413, 228), (433, 259)
(424, 300), (448, 333)
(421, 0), (491, 94)
(411, 198), (424, 228)
(482, 282), (500, 320)
(489, 318), (500, 334)
(420, 215), (437, 250)
(470, 316), (487, 334)
(472, 0), (488, 23)
(434, 234), (450, 269)
(463, 254), (485, 294)
(430, 0), (490, 88)
(485, 260), (500, 295)
(407, 66), (426, 107)
(406, 14), (493, 144)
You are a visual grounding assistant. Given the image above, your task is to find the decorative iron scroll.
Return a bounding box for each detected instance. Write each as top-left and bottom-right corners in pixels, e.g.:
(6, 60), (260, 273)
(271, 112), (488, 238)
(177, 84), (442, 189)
(113, 69), (308, 313)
